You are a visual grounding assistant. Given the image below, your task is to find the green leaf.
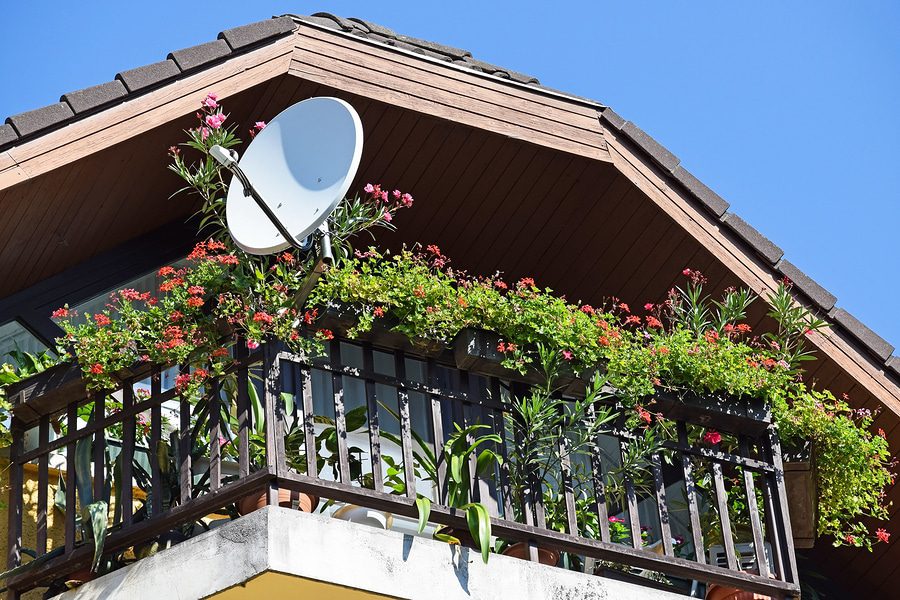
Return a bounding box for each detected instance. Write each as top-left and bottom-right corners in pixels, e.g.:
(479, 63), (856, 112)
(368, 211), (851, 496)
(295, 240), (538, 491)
(248, 383), (265, 435)
(74, 436), (94, 507)
(83, 500), (108, 572)
(464, 502), (492, 563)
(415, 496), (431, 534)
(344, 405), (368, 432)
(450, 453), (463, 485)
(280, 392), (295, 419)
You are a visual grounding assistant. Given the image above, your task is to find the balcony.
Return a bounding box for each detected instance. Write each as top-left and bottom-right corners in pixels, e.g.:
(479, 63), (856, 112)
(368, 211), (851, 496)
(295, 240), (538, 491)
(2, 327), (800, 600)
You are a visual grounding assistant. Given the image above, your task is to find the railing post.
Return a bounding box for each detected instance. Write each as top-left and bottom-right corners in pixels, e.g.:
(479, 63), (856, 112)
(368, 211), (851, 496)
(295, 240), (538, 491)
(263, 341), (282, 505)
(766, 424), (799, 584)
(6, 415), (24, 571)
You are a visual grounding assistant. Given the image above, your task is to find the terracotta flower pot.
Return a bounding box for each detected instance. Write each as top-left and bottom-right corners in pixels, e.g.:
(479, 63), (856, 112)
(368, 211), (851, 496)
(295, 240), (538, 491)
(705, 582), (772, 600)
(502, 541), (560, 566)
(237, 488), (319, 516)
(65, 566), (96, 585)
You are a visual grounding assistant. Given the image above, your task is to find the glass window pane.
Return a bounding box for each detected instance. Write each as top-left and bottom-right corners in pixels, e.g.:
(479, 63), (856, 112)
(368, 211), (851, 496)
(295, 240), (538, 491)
(0, 320), (48, 362)
(70, 259), (189, 318)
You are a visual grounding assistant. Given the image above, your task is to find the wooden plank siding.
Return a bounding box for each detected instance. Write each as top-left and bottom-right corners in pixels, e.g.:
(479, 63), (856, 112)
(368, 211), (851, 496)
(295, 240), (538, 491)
(288, 27), (610, 162)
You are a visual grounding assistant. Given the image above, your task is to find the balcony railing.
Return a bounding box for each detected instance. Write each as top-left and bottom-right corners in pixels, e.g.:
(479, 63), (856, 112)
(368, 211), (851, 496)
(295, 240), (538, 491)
(3, 335), (800, 599)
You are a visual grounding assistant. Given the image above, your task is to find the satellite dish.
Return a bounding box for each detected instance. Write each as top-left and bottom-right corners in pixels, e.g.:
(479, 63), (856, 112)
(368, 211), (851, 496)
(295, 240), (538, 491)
(215, 97), (363, 255)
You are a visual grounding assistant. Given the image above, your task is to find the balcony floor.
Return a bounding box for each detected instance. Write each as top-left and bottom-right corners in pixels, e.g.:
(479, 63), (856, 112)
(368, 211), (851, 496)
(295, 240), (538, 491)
(52, 507), (692, 600)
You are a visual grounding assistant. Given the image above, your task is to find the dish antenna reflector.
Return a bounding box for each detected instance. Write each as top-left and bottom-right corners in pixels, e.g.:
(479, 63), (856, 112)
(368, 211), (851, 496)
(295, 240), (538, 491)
(211, 97), (363, 256)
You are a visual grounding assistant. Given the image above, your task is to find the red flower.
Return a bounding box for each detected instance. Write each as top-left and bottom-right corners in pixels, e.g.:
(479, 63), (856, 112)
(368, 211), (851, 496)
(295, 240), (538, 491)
(192, 368), (209, 380)
(158, 266), (176, 277)
(705, 330), (720, 344)
(618, 302), (630, 313)
(625, 315), (641, 325)
(188, 285), (205, 296)
(303, 309), (318, 325)
(493, 280), (508, 290)
(878, 428), (886, 438)
(413, 286), (426, 298)
(736, 323), (752, 333)
(89, 363), (104, 375)
(426, 244), (442, 256)
(94, 314), (111, 327)
(581, 305), (595, 315)
(278, 252), (295, 264)
(518, 277), (535, 288)
(877, 528), (891, 544)
(702, 430), (722, 445)
(252, 311), (273, 325)
(657, 346), (670, 355)
(682, 268), (692, 276)
(457, 297), (468, 307)
(646, 316), (663, 328)
(317, 329), (334, 341)
(636, 405), (652, 424)
(644, 303), (654, 311)
(175, 373), (192, 391)
(373, 307), (385, 318)
(845, 534), (857, 545)
(400, 193), (414, 208)
(186, 297), (204, 308)
(598, 336), (610, 347)
(51, 307), (69, 319)
(246, 340), (260, 350)
(211, 347), (229, 358)
(497, 342), (506, 353)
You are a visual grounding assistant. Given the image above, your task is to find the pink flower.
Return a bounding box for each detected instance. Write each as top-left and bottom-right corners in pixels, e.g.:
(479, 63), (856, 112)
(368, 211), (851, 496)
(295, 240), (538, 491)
(608, 516), (625, 523)
(702, 430), (722, 445)
(682, 268), (692, 276)
(400, 193), (414, 208)
(382, 210), (392, 222)
(202, 94), (218, 109)
(246, 340), (260, 350)
(205, 113), (227, 129)
(253, 121), (266, 131)
(200, 127), (210, 141)
(393, 189), (402, 199)
(644, 303), (654, 311)
(51, 307), (69, 319)
(877, 528), (890, 544)
(561, 350), (573, 361)
(364, 183), (375, 194)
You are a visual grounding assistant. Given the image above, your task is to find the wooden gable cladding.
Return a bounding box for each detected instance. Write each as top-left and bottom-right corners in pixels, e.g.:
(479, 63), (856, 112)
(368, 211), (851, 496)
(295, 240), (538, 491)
(288, 25), (610, 163)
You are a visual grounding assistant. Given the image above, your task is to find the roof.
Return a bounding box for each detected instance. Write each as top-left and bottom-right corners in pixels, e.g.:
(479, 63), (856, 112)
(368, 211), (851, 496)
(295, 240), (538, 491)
(0, 12), (897, 383)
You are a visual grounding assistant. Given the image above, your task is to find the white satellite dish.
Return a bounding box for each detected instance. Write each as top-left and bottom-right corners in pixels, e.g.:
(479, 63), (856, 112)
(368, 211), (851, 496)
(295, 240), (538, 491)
(213, 97), (363, 255)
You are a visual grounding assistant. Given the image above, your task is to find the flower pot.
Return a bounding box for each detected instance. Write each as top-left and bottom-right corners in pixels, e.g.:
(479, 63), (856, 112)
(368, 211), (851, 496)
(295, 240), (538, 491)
(502, 541), (560, 566)
(452, 328), (542, 383)
(784, 458), (817, 549)
(237, 488), (319, 515)
(332, 503), (393, 529)
(651, 389), (771, 435)
(705, 582), (772, 600)
(439, 526), (481, 551)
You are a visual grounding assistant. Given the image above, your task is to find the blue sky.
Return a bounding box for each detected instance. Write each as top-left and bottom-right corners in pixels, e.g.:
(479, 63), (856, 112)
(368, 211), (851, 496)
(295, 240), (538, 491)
(1, 2), (898, 349)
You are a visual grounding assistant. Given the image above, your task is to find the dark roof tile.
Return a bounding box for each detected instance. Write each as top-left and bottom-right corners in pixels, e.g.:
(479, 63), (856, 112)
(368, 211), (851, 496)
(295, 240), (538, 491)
(621, 121), (680, 172)
(0, 123), (18, 147)
(308, 13), (360, 32)
(829, 307), (894, 361)
(218, 15), (295, 51)
(672, 165), (730, 217)
(394, 34), (471, 59)
(721, 212), (784, 264)
(776, 259), (837, 312)
(116, 59), (181, 93)
(389, 39), (449, 61)
(168, 39), (231, 72)
(6, 102), (74, 137)
(61, 80), (127, 114)
(887, 355), (900, 378)
(599, 107), (625, 130)
(347, 17), (396, 38)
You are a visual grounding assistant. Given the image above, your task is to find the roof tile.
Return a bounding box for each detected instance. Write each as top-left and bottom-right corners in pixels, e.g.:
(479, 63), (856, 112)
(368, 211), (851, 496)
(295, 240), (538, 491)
(6, 102), (74, 137)
(308, 13), (360, 32)
(887, 355), (900, 378)
(347, 17), (397, 37)
(116, 59), (181, 93)
(393, 34), (471, 59)
(168, 39), (231, 71)
(599, 107), (626, 130)
(829, 307), (895, 361)
(0, 123), (18, 147)
(721, 212), (784, 264)
(776, 259), (837, 312)
(389, 39), (449, 61)
(621, 121), (680, 172)
(672, 165), (730, 217)
(218, 15), (295, 50)
(61, 80), (128, 114)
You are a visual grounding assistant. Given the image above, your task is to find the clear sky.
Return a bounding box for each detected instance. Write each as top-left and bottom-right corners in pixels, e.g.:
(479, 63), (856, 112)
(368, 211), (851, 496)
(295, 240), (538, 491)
(1, 2), (898, 350)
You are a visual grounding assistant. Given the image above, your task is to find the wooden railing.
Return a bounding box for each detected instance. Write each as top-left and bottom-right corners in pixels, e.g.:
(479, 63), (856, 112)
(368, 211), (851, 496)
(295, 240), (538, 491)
(3, 336), (800, 599)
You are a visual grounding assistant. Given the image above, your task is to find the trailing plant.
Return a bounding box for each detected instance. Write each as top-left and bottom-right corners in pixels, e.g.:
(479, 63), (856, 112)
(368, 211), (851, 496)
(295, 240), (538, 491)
(0, 349), (61, 446)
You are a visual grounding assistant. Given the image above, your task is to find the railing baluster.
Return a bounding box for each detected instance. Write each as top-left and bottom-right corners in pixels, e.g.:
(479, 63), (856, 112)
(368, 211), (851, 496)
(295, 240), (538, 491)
(394, 351), (417, 499)
(712, 461), (739, 570)
(762, 471), (786, 580)
(510, 381), (540, 562)
(36, 415), (49, 556)
(149, 369), (163, 516)
(766, 425), (799, 583)
(300, 365), (317, 478)
(179, 368), (192, 505)
(677, 421), (705, 563)
(651, 453), (673, 557)
(427, 360), (446, 503)
(491, 378), (514, 521)
(208, 377), (221, 491)
(587, 404), (611, 543)
(471, 375), (496, 514)
(121, 382), (135, 525)
(740, 437), (768, 577)
(458, 370), (481, 503)
(621, 439), (642, 549)
(65, 404), (77, 551)
(262, 346), (280, 505)
(560, 436), (578, 535)
(329, 340), (351, 484)
(93, 393), (105, 504)
(235, 346), (251, 478)
(363, 345), (384, 491)
(6, 417), (24, 570)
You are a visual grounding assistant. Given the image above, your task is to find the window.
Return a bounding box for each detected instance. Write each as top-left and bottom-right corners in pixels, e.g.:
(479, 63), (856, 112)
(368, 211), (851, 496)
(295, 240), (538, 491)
(0, 320), (49, 363)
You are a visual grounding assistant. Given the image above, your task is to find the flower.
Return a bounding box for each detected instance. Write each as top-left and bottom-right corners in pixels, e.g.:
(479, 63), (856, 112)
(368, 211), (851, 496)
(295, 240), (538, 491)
(644, 303), (654, 311)
(581, 304), (595, 315)
(89, 363), (104, 375)
(246, 340), (260, 350)
(200, 127), (210, 141)
(364, 183), (375, 194)
(845, 534), (857, 545)
(646, 316), (663, 328)
(94, 313), (111, 327)
(158, 266), (176, 277)
(618, 302), (630, 313)
(202, 94), (218, 109)
(625, 315), (641, 325)
(373, 307), (385, 318)
(187, 285), (205, 296)
(518, 277), (535, 288)
(561, 350), (573, 361)
(317, 329), (334, 341)
(252, 312), (273, 325)
(277, 252), (295, 264)
(426, 244), (442, 256)
(682, 268), (692, 276)
(702, 430), (722, 445)
(382, 210), (392, 223)
(598, 336), (610, 347)
(400, 193), (414, 208)
(204, 113), (227, 129)
(877, 528), (890, 544)
(636, 405), (652, 424)
(608, 516), (625, 524)
(413, 286), (426, 298)
(250, 121), (266, 137)
(186, 296), (204, 308)
(51, 307), (69, 319)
